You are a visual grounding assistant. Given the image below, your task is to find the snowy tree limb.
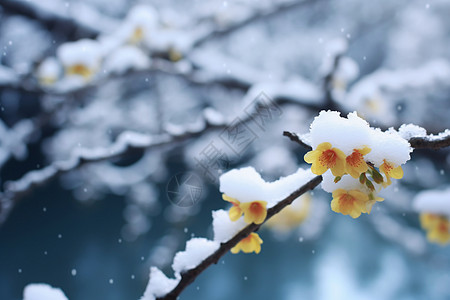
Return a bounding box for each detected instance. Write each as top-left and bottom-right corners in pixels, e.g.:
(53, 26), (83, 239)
(191, 0), (321, 48)
(408, 134), (450, 150)
(157, 175), (323, 300)
(0, 91), (320, 224)
(283, 130), (450, 151)
(0, 0), (100, 39)
(282, 131), (312, 151)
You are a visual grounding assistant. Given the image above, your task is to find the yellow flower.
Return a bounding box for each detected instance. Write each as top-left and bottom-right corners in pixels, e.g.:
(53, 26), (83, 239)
(222, 194), (243, 221)
(66, 64), (93, 79)
(331, 189), (369, 218)
(129, 26), (144, 44)
(420, 213), (450, 245)
(240, 201), (268, 225)
(266, 194), (310, 232)
(231, 232), (263, 254)
(304, 142), (346, 176)
(345, 146), (371, 178)
(420, 213), (440, 230)
(379, 159), (403, 187)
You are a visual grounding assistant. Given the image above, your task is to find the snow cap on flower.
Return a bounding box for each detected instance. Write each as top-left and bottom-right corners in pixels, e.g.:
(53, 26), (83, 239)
(364, 128), (411, 167)
(413, 187), (450, 217)
(57, 39), (102, 79)
(219, 167), (315, 207)
(309, 111), (371, 155)
(36, 57), (61, 85)
(57, 39), (102, 70)
(308, 111), (412, 167)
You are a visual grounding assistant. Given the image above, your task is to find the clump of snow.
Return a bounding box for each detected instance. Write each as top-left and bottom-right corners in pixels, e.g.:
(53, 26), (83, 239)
(103, 46), (151, 75)
(335, 57), (359, 83)
(398, 124), (427, 140)
(36, 57), (61, 83)
(309, 111), (412, 167)
(413, 187), (450, 217)
(0, 64), (19, 84)
(212, 209), (247, 243)
(219, 167), (315, 206)
(309, 111), (372, 154)
(203, 107), (225, 126)
(125, 5), (159, 34)
(172, 238), (220, 274)
(57, 39), (103, 70)
(141, 267), (180, 300)
(365, 128), (411, 167)
(23, 284), (68, 300)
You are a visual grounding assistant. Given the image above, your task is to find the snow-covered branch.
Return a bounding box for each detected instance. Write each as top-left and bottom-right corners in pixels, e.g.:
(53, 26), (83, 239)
(156, 175), (323, 300)
(284, 127), (450, 151)
(0, 0), (103, 39)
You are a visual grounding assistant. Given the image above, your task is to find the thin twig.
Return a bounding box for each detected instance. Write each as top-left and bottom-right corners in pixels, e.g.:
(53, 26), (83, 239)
(158, 175), (323, 300)
(282, 131), (312, 151)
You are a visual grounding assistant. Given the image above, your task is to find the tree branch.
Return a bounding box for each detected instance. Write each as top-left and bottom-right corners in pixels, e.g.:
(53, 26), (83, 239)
(158, 175), (323, 300)
(191, 0), (321, 48)
(282, 131), (312, 151)
(408, 134), (450, 150)
(283, 130), (450, 150)
(0, 0), (100, 39)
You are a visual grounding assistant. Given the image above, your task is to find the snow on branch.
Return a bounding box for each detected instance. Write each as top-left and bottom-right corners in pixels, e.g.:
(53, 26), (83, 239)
(0, 87), (321, 223)
(191, 0), (321, 48)
(1, 0), (104, 39)
(152, 175), (323, 300)
(284, 124), (450, 151)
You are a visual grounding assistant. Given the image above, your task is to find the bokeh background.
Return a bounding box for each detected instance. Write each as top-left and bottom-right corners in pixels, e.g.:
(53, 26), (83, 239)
(1, 0), (450, 299)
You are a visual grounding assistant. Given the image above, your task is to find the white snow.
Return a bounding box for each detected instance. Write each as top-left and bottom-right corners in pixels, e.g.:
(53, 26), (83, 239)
(0, 64), (19, 85)
(57, 39), (103, 70)
(172, 238), (220, 274)
(308, 111), (412, 167)
(23, 284), (68, 300)
(397, 124), (427, 140)
(141, 267), (180, 300)
(103, 46), (151, 75)
(413, 187), (450, 217)
(219, 167), (315, 206)
(212, 209), (247, 243)
(36, 57), (61, 82)
(203, 107), (225, 126)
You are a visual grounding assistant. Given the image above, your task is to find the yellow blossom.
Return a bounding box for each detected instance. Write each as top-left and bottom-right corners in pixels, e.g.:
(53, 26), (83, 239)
(331, 189), (370, 218)
(231, 232), (263, 254)
(222, 194), (242, 221)
(266, 194), (310, 232)
(240, 200), (268, 225)
(420, 213), (450, 245)
(129, 26), (144, 44)
(345, 146), (371, 178)
(304, 142), (346, 176)
(66, 64), (93, 80)
(380, 159), (403, 187)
